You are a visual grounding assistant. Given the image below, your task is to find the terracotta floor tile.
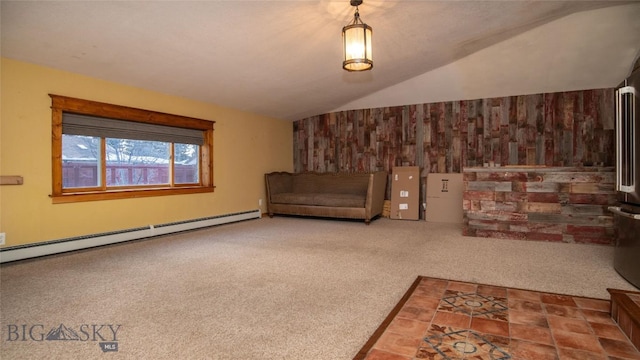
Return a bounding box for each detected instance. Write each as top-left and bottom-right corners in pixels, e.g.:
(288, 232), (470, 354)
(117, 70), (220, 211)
(544, 304), (584, 319)
(420, 329), (511, 359)
(404, 294), (440, 310)
(509, 298), (544, 313)
(441, 289), (460, 299)
(414, 280), (448, 298)
(423, 323), (463, 338)
(418, 277), (448, 289)
(364, 348), (412, 360)
(446, 280), (477, 293)
(509, 339), (559, 360)
(413, 343), (452, 359)
(547, 315), (592, 335)
(589, 322), (629, 341)
(439, 292), (508, 321)
(431, 311), (471, 329)
(359, 278), (640, 360)
(552, 330), (604, 353)
(470, 317), (510, 337)
(474, 311), (509, 322)
(415, 339), (463, 359)
(598, 337), (640, 359)
(480, 332), (511, 348)
(556, 347), (609, 360)
(541, 293), (578, 307)
(385, 318), (430, 338)
(412, 285), (447, 298)
(511, 323), (554, 345)
(582, 309), (616, 325)
(396, 305), (436, 323)
(510, 309), (549, 327)
(508, 288), (543, 302)
(477, 284), (508, 298)
(573, 297), (610, 312)
(373, 332), (422, 357)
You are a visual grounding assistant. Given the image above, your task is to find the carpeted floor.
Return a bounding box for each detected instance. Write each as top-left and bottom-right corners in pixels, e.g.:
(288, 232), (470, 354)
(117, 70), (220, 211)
(1, 217), (637, 359)
(355, 276), (640, 360)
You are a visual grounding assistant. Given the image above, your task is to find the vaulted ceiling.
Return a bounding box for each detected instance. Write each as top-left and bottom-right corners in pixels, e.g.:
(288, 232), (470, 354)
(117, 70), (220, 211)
(2, 1), (640, 121)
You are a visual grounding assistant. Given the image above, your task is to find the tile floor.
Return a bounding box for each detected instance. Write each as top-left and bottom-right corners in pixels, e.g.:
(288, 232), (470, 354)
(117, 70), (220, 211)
(361, 277), (640, 360)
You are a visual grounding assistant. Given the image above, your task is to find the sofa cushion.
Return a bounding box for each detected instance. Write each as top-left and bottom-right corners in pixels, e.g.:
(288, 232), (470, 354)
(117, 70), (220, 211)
(312, 193), (365, 207)
(271, 192), (365, 208)
(271, 193), (315, 205)
(292, 173), (369, 196)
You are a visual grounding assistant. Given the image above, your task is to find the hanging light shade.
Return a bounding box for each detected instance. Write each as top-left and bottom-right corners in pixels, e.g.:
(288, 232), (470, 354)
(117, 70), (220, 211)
(342, 0), (372, 72)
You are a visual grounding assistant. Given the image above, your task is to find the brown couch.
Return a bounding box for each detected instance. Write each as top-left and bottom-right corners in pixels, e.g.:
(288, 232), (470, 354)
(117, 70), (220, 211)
(265, 171), (388, 224)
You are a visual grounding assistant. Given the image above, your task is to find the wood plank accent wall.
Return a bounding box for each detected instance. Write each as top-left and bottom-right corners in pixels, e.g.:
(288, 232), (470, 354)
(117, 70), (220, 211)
(463, 167), (616, 245)
(293, 88), (615, 174)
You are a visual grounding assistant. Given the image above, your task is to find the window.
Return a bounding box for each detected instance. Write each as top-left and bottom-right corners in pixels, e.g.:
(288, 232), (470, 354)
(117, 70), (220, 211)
(51, 95), (214, 203)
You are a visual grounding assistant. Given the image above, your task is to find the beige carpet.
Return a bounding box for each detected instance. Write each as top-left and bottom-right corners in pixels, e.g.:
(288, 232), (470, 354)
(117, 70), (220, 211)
(0, 217), (636, 359)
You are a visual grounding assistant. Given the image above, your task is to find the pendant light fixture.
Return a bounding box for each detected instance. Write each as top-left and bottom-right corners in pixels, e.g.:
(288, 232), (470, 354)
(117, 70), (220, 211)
(342, 0), (373, 71)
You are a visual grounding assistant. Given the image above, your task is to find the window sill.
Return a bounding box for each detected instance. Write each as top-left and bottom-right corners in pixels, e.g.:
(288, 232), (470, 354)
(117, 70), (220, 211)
(51, 186), (215, 204)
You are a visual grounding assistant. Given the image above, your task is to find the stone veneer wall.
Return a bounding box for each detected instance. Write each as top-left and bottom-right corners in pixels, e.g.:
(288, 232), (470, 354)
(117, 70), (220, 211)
(463, 167), (616, 245)
(293, 88), (614, 174)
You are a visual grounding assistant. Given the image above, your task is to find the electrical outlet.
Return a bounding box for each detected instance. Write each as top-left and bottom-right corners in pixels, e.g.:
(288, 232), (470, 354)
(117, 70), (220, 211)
(258, 199), (263, 207)
(0, 233), (5, 245)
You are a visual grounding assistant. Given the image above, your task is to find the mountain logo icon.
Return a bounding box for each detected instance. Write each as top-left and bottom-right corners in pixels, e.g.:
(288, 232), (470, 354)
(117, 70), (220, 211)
(45, 324), (81, 341)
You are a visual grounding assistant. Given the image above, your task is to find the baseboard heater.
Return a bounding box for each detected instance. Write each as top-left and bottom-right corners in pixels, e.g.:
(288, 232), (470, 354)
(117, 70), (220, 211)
(0, 209), (261, 263)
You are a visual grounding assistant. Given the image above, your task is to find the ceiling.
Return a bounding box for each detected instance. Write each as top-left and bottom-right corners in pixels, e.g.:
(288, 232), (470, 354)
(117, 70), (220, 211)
(2, 1), (640, 121)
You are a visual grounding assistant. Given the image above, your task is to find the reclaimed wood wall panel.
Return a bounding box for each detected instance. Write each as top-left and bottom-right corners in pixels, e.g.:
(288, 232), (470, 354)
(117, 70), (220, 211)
(293, 88), (614, 173)
(463, 167), (616, 245)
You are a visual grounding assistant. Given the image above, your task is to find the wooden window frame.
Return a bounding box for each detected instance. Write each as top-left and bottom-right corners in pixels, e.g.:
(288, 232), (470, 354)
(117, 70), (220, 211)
(50, 94), (215, 204)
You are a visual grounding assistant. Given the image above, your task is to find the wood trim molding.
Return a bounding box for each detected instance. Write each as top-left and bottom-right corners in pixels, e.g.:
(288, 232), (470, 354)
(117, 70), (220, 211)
(49, 94), (215, 130)
(49, 94), (215, 202)
(0, 176), (24, 185)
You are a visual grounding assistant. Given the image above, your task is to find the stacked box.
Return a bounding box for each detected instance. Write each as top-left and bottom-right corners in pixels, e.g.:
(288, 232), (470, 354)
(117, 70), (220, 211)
(390, 167), (420, 220)
(426, 173), (463, 223)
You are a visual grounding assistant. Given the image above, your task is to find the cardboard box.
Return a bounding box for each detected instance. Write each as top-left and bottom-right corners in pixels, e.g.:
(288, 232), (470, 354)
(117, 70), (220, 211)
(425, 173), (463, 223)
(390, 166), (420, 220)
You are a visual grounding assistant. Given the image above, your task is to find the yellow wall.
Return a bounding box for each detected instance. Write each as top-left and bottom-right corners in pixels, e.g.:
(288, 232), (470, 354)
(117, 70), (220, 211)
(0, 58), (293, 247)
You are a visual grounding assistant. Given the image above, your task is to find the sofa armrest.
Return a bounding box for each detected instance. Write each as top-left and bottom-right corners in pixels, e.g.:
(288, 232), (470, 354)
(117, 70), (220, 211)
(365, 171), (388, 221)
(265, 172), (293, 210)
